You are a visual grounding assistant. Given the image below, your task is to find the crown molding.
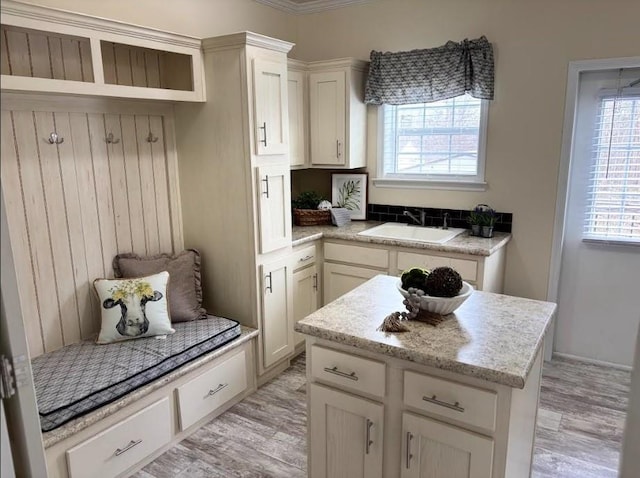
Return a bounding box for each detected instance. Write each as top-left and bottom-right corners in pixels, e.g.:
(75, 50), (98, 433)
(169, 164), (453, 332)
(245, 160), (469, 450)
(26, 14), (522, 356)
(255, 0), (372, 15)
(0, 0), (201, 49)
(203, 32), (294, 53)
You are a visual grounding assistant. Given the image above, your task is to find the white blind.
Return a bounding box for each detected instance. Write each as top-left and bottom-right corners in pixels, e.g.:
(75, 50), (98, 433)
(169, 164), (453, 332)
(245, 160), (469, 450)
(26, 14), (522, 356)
(382, 95), (483, 179)
(583, 93), (640, 243)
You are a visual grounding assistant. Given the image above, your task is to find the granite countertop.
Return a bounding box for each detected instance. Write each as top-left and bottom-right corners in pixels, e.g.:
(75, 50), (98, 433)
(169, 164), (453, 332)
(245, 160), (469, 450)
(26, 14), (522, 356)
(41, 326), (259, 448)
(295, 275), (556, 389)
(292, 221), (511, 256)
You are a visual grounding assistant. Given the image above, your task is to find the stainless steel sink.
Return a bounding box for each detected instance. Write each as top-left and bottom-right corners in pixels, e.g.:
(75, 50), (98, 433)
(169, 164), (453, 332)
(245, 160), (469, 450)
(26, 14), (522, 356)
(357, 223), (466, 244)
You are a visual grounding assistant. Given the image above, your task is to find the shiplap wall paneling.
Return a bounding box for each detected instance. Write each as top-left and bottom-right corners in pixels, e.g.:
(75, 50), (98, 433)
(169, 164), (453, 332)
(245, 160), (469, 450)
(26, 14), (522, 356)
(0, 24), (93, 82)
(0, 107), (180, 356)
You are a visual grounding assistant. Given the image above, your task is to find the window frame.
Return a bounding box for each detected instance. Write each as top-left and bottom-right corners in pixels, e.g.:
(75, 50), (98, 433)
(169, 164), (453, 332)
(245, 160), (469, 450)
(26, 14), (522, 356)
(374, 95), (490, 191)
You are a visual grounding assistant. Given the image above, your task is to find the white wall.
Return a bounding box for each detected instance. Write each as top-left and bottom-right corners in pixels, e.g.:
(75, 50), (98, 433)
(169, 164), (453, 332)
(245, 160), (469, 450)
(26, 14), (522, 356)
(293, 0), (640, 301)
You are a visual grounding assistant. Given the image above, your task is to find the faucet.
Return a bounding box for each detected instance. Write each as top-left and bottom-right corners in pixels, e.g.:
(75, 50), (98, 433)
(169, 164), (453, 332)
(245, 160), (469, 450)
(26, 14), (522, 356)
(403, 209), (427, 227)
(442, 212), (449, 230)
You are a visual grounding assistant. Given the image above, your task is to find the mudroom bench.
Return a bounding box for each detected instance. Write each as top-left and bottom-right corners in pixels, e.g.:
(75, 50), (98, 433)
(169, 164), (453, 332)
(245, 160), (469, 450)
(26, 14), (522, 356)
(34, 316), (258, 478)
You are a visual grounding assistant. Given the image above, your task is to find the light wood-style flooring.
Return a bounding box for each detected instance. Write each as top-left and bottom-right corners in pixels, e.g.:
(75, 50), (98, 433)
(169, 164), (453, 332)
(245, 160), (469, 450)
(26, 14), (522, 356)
(134, 354), (630, 478)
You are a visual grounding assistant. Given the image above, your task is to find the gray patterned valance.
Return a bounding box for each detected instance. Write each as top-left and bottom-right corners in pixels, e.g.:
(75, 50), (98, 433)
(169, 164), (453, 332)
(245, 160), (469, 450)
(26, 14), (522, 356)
(364, 36), (494, 105)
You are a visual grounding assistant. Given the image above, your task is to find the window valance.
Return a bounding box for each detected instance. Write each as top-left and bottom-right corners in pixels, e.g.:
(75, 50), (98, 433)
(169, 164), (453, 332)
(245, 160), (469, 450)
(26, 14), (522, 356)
(364, 36), (494, 105)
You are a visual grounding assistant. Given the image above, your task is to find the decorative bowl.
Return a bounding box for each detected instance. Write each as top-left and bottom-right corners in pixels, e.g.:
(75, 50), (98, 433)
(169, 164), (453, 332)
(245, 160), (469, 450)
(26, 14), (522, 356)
(397, 280), (474, 315)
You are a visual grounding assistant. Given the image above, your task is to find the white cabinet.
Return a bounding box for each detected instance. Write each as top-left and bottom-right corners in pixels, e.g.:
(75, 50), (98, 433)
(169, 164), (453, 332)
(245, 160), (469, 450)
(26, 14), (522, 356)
(308, 58), (367, 169)
(292, 263), (319, 346)
(323, 263), (380, 304)
(402, 412), (494, 478)
(261, 256), (294, 368)
(256, 163), (292, 254)
(309, 383), (384, 478)
(288, 60), (308, 168)
(253, 58), (288, 155)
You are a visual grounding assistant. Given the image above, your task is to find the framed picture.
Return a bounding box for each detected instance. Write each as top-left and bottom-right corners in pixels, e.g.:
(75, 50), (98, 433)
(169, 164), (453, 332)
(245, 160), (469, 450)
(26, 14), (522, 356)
(331, 173), (368, 220)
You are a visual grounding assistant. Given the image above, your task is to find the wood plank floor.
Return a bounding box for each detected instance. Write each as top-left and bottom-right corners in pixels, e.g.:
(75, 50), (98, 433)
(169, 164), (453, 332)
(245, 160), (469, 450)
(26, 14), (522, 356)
(134, 354), (630, 478)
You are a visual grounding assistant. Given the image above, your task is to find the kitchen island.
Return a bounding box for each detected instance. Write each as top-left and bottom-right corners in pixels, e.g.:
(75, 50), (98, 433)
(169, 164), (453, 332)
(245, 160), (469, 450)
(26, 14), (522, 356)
(295, 274), (556, 478)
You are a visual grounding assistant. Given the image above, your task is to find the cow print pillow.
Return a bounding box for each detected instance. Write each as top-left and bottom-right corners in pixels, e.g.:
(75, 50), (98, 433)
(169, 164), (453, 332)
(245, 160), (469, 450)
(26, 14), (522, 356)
(94, 271), (175, 344)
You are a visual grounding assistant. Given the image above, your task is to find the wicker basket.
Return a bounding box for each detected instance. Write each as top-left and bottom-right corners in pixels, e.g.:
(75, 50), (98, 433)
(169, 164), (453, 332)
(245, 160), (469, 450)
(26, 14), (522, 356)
(293, 208), (332, 226)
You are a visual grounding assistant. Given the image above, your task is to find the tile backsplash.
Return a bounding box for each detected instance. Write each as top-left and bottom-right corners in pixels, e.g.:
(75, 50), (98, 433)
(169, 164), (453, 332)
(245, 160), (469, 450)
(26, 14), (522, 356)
(367, 204), (513, 233)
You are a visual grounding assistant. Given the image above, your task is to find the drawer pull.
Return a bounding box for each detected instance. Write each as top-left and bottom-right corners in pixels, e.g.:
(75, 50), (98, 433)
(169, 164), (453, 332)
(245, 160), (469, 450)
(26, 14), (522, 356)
(406, 432), (413, 469)
(365, 418), (373, 454)
(422, 394), (465, 413)
(114, 439), (142, 457)
(299, 255), (313, 262)
(323, 366), (358, 381)
(207, 383), (229, 397)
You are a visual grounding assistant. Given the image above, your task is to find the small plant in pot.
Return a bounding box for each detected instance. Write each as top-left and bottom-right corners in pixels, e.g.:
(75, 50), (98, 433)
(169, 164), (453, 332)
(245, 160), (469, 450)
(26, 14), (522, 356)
(480, 206), (497, 238)
(466, 207), (484, 236)
(467, 204), (497, 238)
(292, 191), (331, 226)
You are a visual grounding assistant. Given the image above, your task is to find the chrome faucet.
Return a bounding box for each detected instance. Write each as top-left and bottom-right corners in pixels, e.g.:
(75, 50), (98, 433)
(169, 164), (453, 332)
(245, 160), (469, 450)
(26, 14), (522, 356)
(442, 212), (449, 230)
(403, 209), (427, 227)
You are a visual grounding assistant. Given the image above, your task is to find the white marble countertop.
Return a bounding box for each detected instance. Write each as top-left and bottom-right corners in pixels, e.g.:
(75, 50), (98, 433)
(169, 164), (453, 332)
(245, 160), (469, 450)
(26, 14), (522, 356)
(41, 326), (258, 448)
(295, 275), (555, 389)
(292, 221), (511, 256)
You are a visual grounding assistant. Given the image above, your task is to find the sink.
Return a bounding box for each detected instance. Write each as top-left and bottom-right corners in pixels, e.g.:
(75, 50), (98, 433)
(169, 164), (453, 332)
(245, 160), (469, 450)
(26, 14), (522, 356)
(358, 223), (466, 244)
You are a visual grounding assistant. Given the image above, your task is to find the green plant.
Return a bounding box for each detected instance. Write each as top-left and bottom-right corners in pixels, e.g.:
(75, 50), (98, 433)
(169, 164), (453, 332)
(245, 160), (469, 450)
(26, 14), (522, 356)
(336, 180), (361, 210)
(467, 205), (497, 227)
(292, 191), (325, 210)
(466, 208), (484, 226)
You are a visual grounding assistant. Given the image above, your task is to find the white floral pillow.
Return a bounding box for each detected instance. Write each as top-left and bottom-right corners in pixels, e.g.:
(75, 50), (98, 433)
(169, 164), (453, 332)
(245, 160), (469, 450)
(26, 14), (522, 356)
(94, 271), (174, 344)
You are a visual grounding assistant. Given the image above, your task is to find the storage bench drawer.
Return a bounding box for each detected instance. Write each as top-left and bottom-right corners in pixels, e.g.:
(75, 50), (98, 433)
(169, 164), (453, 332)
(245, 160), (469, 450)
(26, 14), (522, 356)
(397, 251), (477, 282)
(176, 349), (247, 430)
(311, 345), (385, 398)
(404, 370), (497, 431)
(66, 398), (171, 478)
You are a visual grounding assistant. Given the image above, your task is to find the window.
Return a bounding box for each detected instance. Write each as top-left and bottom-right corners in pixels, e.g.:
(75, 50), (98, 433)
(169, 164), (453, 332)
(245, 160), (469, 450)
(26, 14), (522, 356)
(583, 93), (640, 244)
(379, 94), (488, 188)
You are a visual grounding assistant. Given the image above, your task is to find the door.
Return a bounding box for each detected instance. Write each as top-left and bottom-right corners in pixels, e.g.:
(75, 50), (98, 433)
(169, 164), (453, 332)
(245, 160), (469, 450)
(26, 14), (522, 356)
(309, 383), (383, 478)
(256, 163), (292, 254)
(555, 67), (640, 366)
(0, 190), (48, 477)
(253, 58), (288, 156)
(310, 71), (346, 166)
(261, 257), (294, 368)
(288, 69), (307, 168)
(292, 264), (319, 346)
(323, 263), (380, 304)
(402, 412), (493, 478)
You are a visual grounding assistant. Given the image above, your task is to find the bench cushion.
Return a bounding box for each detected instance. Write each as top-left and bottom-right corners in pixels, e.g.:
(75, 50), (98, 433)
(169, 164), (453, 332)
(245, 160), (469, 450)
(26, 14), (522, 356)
(32, 315), (240, 432)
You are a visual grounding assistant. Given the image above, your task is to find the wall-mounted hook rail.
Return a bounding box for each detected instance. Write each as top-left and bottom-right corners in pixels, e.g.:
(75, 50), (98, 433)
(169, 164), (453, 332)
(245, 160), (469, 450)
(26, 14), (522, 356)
(106, 133), (120, 144)
(146, 132), (158, 143)
(47, 132), (64, 144)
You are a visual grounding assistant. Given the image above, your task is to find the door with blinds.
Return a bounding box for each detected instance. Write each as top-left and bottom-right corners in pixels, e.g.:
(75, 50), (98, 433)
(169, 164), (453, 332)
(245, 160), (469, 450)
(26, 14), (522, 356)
(555, 67), (640, 366)
(0, 98), (182, 357)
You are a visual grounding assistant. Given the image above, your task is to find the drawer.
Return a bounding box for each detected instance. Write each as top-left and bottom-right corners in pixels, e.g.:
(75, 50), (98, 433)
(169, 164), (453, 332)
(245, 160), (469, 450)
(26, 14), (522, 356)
(404, 370), (497, 431)
(66, 398), (171, 478)
(291, 244), (316, 271)
(397, 251), (477, 282)
(324, 242), (389, 269)
(177, 350), (247, 430)
(311, 345), (385, 398)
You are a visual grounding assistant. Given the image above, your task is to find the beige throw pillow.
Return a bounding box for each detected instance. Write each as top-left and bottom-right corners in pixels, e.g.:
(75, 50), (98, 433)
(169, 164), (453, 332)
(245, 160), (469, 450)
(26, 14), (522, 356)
(113, 250), (207, 322)
(94, 272), (174, 344)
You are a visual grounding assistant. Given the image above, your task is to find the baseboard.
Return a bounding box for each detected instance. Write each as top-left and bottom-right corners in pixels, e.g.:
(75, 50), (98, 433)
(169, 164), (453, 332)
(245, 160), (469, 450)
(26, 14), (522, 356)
(257, 358), (291, 387)
(552, 352), (633, 371)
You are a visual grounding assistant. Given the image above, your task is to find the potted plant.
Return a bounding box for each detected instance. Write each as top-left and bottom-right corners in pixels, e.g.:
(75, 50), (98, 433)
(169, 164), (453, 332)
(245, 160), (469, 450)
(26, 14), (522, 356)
(480, 207), (497, 238)
(292, 191), (331, 226)
(466, 206), (484, 236)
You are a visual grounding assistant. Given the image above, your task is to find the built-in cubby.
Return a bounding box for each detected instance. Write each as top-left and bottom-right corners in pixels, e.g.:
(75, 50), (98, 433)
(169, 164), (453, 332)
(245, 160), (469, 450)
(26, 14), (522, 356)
(1, 24), (94, 82)
(0, 0), (204, 101)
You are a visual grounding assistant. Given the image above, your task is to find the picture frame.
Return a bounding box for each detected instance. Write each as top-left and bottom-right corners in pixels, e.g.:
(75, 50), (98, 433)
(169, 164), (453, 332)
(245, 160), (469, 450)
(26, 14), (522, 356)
(331, 173), (368, 220)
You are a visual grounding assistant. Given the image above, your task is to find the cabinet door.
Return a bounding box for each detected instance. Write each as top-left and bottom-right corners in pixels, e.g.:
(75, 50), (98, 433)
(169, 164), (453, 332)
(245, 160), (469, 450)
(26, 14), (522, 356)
(288, 69), (307, 168)
(323, 262), (380, 304)
(256, 163), (292, 254)
(402, 412), (494, 478)
(253, 58), (288, 155)
(310, 383), (383, 478)
(261, 257), (294, 368)
(292, 264), (319, 346)
(309, 71), (346, 166)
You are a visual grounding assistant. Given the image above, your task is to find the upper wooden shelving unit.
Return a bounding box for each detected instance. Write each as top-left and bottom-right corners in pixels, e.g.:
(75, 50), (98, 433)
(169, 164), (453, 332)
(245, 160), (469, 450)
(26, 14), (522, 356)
(0, 0), (205, 102)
